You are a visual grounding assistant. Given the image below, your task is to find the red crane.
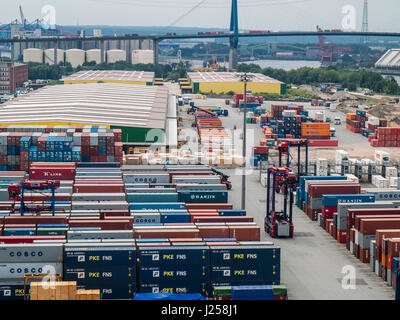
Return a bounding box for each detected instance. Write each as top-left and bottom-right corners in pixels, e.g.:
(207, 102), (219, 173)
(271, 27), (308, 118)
(316, 26), (353, 67)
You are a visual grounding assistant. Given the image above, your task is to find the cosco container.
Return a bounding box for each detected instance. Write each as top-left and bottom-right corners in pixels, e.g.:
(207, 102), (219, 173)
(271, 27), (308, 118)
(0, 262), (62, 279)
(132, 213), (161, 224)
(123, 174), (169, 184)
(0, 244), (63, 262)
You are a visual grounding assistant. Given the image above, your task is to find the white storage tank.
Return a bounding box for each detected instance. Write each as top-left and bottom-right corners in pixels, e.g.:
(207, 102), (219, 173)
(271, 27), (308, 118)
(106, 49), (126, 63)
(65, 49), (85, 68)
(132, 50), (154, 64)
(86, 49), (102, 64)
(44, 49), (65, 65)
(23, 48), (43, 63)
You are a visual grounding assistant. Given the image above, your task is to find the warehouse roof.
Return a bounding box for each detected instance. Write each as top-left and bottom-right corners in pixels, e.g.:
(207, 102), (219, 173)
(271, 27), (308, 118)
(375, 49), (400, 68)
(62, 70), (155, 83)
(0, 83), (169, 129)
(187, 71), (283, 84)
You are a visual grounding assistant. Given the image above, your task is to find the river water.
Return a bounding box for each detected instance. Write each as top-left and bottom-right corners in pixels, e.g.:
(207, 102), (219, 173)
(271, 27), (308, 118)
(241, 59), (321, 70)
(185, 59), (321, 71)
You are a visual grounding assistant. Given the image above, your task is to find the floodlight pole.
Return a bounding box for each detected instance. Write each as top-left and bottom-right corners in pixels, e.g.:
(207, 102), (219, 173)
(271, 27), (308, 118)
(238, 72), (253, 210)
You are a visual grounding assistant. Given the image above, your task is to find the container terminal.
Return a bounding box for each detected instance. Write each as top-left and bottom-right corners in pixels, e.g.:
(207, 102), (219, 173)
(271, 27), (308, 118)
(0, 69), (400, 301)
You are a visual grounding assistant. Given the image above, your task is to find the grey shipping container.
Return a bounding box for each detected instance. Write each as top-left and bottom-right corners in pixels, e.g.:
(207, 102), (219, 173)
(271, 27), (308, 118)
(172, 176), (221, 184)
(0, 262), (62, 279)
(71, 193), (126, 201)
(123, 173), (169, 184)
(0, 244), (63, 263)
(126, 193), (178, 203)
(67, 230), (134, 240)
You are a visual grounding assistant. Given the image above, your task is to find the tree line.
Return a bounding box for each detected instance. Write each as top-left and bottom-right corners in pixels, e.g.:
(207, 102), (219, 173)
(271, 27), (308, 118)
(236, 63), (400, 95)
(27, 60), (190, 82)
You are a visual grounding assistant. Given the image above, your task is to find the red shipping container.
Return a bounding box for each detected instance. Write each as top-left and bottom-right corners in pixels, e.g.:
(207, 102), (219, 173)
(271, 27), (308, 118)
(198, 226), (230, 238)
(206, 242), (240, 246)
(228, 225), (260, 241)
(68, 220), (132, 230)
(134, 229), (201, 239)
(185, 203), (233, 210)
(73, 184), (124, 193)
(322, 206), (337, 219)
(193, 216), (254, 223)
(0, 236), (65, 244)
(253, 146), (269, 155)
(308, 183), (360, 198)
(29, 168), (75, 180)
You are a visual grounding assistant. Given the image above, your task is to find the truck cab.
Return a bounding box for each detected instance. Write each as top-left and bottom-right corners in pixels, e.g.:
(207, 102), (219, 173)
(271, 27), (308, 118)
(330, 126), (336, 137)
(334, 117), (341, 125)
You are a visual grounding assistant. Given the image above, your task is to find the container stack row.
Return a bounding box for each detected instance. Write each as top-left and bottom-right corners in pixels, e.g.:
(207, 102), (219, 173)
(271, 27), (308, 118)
(0, 126), (123, 171)
(0, 164), (283, 300)
(296, 174), (400, 292)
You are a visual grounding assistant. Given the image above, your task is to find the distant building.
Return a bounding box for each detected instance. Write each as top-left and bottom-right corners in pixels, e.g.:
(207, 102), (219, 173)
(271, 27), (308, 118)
(93, 29), (102, 37)
(0, 62), (28, 95)
(187, 71), (286, 95)
(276, 52), (294, 57)
(306, 46), (321, 59)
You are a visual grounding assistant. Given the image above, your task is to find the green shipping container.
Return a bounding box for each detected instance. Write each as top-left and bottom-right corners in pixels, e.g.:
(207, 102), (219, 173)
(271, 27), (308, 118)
(213, 286), (232, 297)
(37, 228), (68, 236)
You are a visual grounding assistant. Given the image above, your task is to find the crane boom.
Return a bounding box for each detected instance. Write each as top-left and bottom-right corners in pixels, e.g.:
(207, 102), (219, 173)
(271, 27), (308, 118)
(19, 5), (25, 30)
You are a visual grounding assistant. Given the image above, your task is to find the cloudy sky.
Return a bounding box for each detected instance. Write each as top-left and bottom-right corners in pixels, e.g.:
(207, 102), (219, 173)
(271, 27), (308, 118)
(1, 0), (399, 31)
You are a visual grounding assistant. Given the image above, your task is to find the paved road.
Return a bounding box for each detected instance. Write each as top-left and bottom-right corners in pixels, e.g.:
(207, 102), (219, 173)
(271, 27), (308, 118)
(191, 97), (395, 300)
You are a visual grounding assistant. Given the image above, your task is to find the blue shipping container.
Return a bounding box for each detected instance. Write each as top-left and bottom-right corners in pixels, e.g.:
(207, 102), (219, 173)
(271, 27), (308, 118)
(322, 194), (375, 207)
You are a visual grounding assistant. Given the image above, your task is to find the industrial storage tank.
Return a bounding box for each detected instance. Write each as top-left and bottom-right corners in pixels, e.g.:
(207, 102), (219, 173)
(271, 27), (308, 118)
(23, 48), (44, 63)
(86, 49), (102, 64)
(132, 50), (154, 64)
(65, 49), (85, 68)
(106, 49), (126, 63)
(44, 49), (65, 65)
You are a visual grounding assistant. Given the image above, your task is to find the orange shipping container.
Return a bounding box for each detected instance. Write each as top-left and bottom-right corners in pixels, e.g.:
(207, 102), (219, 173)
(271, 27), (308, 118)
(301, 123), (330, 130)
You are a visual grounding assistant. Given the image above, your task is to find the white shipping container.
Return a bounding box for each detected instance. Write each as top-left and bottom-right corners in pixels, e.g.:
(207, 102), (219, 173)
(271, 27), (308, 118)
(345, 174), (359, 183)
(375, 150), (390, 164)
(386, 166), (398, 178)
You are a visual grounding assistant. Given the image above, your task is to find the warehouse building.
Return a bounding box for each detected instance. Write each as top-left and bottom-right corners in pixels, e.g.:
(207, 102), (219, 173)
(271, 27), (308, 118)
(62, 70), (155, 86)
(0, 83), (176, 145)
(375, 48), (400, 70)
(187, 71), (286, 95)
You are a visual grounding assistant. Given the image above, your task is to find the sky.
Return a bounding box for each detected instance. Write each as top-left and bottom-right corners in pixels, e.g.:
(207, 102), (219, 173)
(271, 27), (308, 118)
(1, 0), (399, 32)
